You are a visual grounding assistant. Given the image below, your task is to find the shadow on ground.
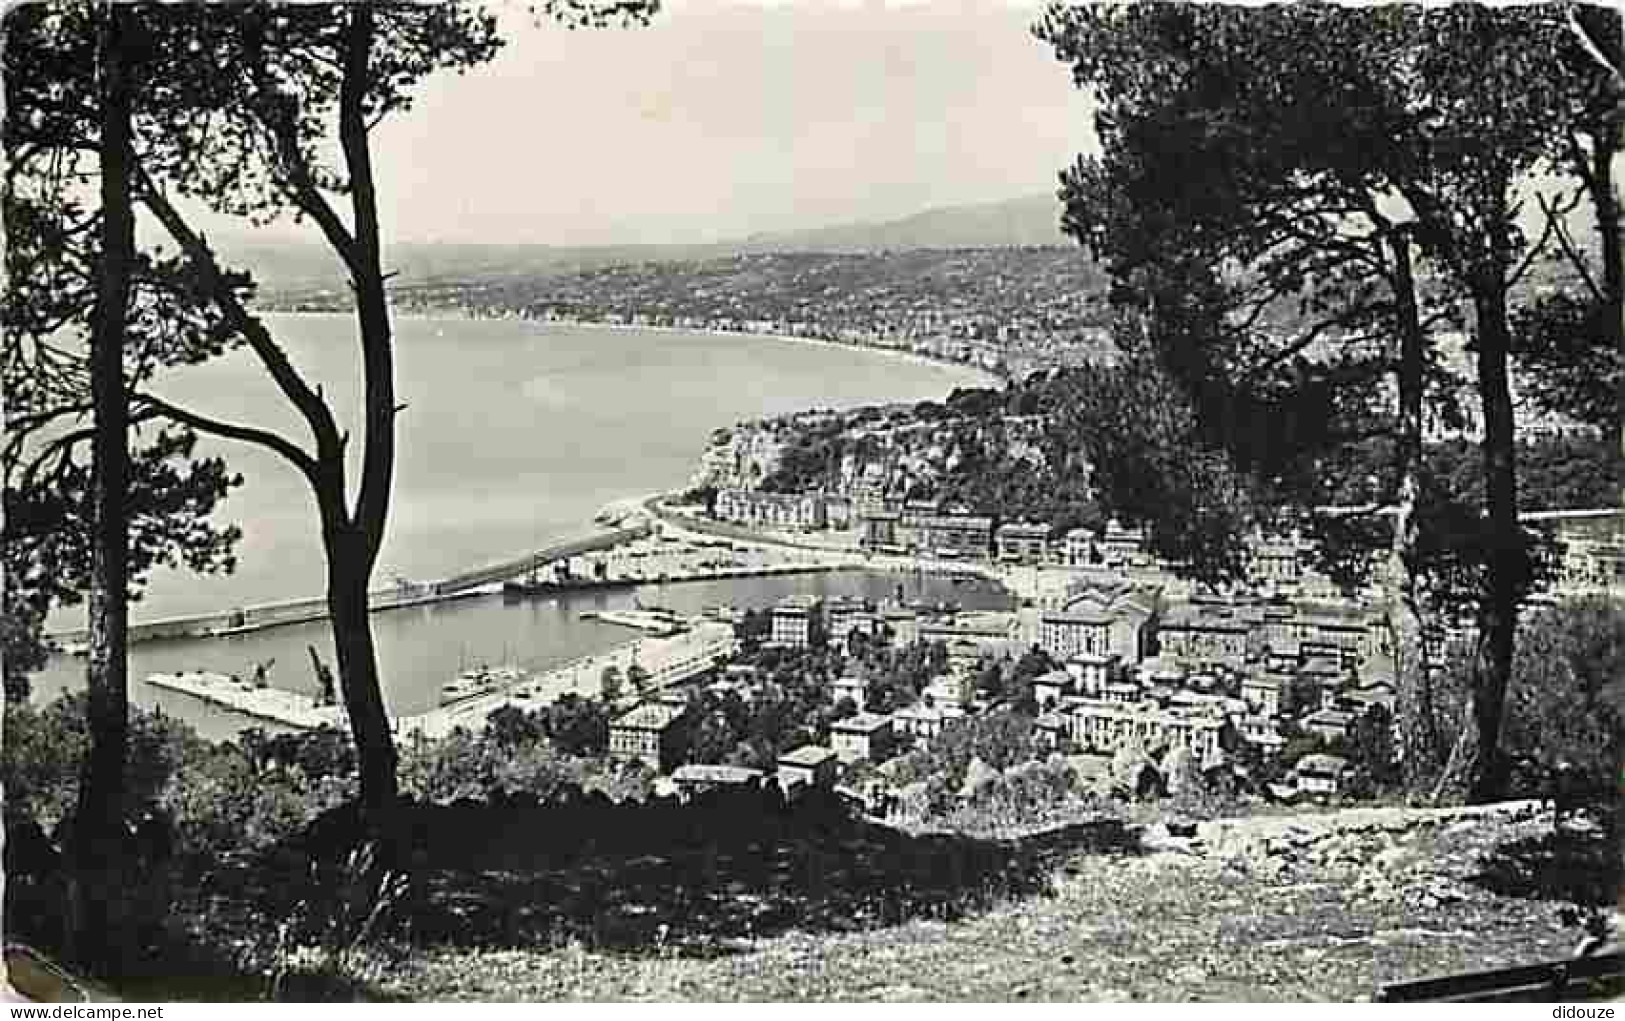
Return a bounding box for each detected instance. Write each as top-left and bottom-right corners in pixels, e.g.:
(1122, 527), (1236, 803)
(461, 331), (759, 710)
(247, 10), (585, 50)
(1469, 812), (1621, 908)
(4, 873), (408, 1002)
(234, 788), (1142, 958)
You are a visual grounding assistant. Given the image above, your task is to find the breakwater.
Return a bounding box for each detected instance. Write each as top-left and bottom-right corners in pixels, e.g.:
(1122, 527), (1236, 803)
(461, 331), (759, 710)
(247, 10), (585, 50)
(49, 579), (488, 649)
(45, 519), (847, 652)
(436, 523), (655, 595)
(48, 523), (659, 649)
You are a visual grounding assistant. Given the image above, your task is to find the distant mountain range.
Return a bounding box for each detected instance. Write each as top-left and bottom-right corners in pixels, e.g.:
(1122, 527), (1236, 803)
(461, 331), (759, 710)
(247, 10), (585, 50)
(738, 193), (1069, 252)
(223, 238), (718, 296)
(224, 193), (1072, 296)
(227, 186), (1592, 300)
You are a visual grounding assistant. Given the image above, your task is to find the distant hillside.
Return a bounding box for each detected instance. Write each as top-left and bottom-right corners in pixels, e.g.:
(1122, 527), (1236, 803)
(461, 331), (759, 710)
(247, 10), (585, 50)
(222, 187), (1602, 301)
(221, 236), (725, 297)
(741, 193), (1069, 253)
(230, 194), (1075, 299)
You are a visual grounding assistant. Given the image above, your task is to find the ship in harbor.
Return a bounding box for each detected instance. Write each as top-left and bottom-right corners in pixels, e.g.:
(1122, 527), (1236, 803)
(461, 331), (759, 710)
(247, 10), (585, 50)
(500, 574), (639, 599)
(501, 560), (639, 600)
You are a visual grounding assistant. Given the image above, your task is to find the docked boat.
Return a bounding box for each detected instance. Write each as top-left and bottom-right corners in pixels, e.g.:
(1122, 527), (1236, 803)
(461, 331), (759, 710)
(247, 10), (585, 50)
(701, 604), (743, 624)
(204, 622), (263, 638)
(440, 670), (496, 705)
(440, 664), (524, 706)
(580, 607), (686, 635)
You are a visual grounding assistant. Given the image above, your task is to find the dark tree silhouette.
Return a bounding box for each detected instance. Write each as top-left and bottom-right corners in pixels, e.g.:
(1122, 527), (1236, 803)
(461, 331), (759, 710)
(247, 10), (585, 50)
(1037, 1), (1613, 802)
(122, 2), (504, 824)
(74, 3), (139, 969)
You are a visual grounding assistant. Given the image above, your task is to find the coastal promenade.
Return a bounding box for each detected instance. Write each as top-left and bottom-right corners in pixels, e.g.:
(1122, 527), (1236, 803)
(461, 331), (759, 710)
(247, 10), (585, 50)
(644, 497), (1054, 597)
(433, 315), (1010, 390)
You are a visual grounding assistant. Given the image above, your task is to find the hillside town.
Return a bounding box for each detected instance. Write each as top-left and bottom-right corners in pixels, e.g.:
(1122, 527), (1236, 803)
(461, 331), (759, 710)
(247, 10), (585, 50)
(272, 248), (1119, 379)
(592, 486), (1426, 814)
(578, 427), (1622, 822)
(519, 251), (1116, 379)
(8, 0), (1625, 1005)
(609, 571), (1407, 811)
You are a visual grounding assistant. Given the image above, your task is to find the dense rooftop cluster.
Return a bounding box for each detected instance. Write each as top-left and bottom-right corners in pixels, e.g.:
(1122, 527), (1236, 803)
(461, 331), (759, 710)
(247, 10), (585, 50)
(598, 577), (1410, 822)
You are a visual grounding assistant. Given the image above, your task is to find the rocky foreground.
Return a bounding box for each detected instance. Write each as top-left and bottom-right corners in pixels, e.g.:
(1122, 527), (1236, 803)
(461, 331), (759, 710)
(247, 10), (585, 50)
(376, 799), (1620, 1001)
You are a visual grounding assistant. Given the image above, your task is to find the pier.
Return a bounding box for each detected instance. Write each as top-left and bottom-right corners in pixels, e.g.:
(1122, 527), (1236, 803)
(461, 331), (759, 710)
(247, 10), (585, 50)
(140, 621), (740, 737)
(145, 671), (346, 730)
(46, 507), (871, 652)
(433, 523), (656, 595)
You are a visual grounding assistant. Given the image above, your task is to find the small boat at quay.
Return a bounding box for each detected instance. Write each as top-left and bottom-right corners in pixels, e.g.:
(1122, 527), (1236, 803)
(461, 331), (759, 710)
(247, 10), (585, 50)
(440, 664), (524, 706)
(580, 602), (686, 635)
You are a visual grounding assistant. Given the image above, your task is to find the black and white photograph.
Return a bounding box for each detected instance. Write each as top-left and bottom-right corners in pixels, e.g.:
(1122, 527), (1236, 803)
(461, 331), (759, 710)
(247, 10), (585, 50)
(1, 0), (1622, 1003)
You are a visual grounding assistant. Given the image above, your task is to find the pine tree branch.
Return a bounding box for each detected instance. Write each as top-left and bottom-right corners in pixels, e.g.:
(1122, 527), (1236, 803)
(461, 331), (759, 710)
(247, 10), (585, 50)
(1511, 187), (1584, 289)
(1238, 303), (1386, 384)
(134, 168), (347, 465)
(133, 393), (320, 487)
(257, 96), (363, 282)
(1538, 190), (1605, 303)
(1568, 6), (1625, 86)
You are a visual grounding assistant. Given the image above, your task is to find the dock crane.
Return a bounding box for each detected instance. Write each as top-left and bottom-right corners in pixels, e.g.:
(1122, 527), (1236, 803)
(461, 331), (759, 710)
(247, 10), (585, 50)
(250, 657), (276, 689)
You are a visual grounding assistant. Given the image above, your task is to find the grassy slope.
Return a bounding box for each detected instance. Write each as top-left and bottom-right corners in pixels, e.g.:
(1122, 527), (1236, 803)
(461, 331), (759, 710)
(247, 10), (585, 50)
(377, 802), (1616, 1002)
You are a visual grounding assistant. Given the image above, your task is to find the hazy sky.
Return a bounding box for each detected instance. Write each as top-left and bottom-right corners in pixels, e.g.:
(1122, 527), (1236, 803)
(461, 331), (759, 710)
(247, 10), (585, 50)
(354, 0), (1095, 246)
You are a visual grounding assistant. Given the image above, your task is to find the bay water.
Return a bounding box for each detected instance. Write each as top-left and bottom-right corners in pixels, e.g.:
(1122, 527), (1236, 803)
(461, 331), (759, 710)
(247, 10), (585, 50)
(31, 314), (1005, 740)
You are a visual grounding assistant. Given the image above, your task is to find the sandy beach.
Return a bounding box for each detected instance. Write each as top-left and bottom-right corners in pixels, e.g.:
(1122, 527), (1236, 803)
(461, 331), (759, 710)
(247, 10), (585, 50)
(539, 317), (1007, 390)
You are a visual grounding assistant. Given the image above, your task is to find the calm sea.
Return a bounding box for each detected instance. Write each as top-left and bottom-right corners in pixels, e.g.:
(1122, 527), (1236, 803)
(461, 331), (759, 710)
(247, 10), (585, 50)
(31, 314), (1006, 739)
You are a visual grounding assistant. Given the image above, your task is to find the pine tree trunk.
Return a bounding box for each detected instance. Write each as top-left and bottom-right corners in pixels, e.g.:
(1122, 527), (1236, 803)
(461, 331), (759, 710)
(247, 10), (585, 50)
(1592, 117), (1625, 507)
(1386, 233), (1438, 792)
(332, 1), (400, 831)
(323, 524), (398, 825)
(1434, 283), (1523, 805)
(1592, 120), (1622, 337)
(75, 3), (137, 974)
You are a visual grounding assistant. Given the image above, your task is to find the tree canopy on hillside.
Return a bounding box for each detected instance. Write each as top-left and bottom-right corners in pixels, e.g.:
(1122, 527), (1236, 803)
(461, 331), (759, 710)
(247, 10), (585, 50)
(1036, 0), (1619, 802)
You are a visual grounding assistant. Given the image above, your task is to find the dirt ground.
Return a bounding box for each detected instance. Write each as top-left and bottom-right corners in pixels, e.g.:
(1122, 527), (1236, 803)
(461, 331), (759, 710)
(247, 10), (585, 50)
(376, 799), (1622, 1002)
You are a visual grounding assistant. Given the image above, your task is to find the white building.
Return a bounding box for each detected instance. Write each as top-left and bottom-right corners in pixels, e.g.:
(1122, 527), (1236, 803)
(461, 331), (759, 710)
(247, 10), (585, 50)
(831, 675), (867, 711)
(770, 595), (825, 648)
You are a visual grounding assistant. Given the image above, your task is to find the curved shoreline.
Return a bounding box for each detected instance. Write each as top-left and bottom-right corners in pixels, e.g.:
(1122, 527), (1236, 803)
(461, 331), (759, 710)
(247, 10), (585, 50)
(51, 311), (990, 633)
(271, 307), (1004, 392)
(551, 318), (1007, 391)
